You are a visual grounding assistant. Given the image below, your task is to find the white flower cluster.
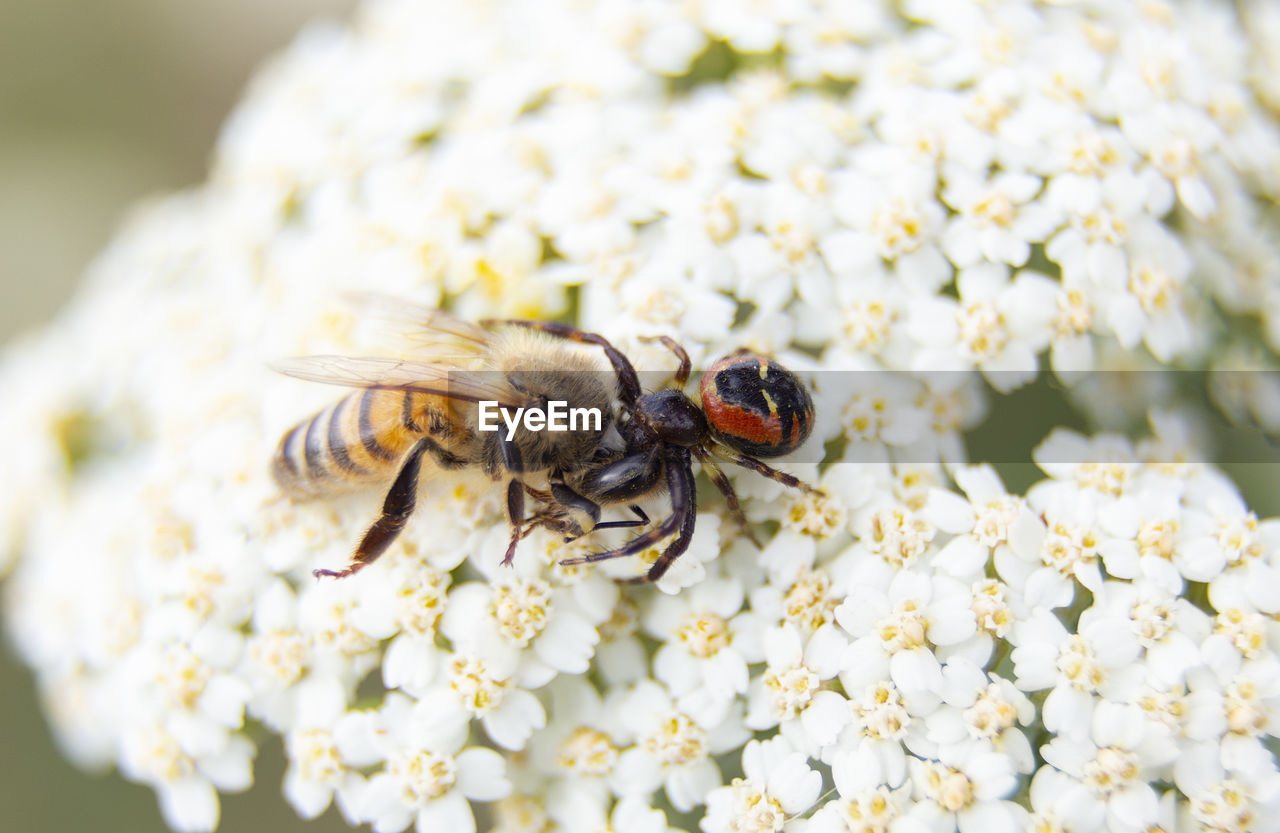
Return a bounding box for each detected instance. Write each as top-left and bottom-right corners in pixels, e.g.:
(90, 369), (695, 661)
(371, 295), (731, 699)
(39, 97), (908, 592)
(1, 1), (1279, 832)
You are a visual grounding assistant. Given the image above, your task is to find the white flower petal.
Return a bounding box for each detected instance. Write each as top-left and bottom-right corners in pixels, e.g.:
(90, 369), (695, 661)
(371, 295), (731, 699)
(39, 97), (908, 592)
(455, 747), (511, 802)
(482, 688), (546, 751)
(157, 777), (220, 833)
(416, 791), (475, 833)
(533, 610), (599, 674)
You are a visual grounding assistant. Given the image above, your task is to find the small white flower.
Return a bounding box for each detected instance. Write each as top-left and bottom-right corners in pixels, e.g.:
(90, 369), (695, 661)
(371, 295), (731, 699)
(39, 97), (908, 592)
(927, 658), (1035, 772)
(354, 693), (511, 833)
(1175, 741), (1280, 833)
(818, 270), (917, 367)
(745, 623), (849, 755)
(527, 676), (623, 786)
(1045, 173), (1148, 291)
(1122, 104), (1221, 221)
(1086, 581), (1210, 687)
(118, 721), (254, 833)
(701, 0), (798, 54)
(611, 679), (748, 812)
(836, 567), (976, 708)
(700, 737), (823, 833)
(281, 679), (371, 821)
(848, 501), (938, 572)
(1010, 608), (1136, 735)
(940, 167), (1059, 268)
(643, 577), (762, 726)
(782, 1), (883, 83)
(439, 651), (548, 751)
(926, 463), (1046, 583)
(907, 264), (1058, 392)
(553, 790), (682, 833)
(827, 161), (950, 295)
(905, 747), (1022, 833)
(810, 739), (913, 833)
(441, 576), (601, 680)
(1038, 701), (1175, 832)
(379, 562), (451, 697)
(837, 372), (932, 453)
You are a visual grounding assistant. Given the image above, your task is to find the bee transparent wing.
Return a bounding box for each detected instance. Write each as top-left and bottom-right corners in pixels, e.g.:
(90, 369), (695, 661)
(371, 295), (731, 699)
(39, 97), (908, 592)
(342, 292), (494, 355)
(271, 355), (527, 407)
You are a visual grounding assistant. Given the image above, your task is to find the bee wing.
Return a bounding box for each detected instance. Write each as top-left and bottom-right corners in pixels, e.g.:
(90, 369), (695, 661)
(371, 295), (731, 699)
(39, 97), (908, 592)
(270, 355), (528, 407)
(342, 292), (494, 356)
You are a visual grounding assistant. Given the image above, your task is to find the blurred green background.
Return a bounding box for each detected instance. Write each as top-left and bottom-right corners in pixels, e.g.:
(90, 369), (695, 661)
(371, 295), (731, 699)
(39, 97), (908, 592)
(0, 1), (356, 831)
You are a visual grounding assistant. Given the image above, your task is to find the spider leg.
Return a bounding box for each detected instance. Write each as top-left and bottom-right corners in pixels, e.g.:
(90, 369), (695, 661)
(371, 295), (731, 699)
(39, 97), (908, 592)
(695, 448), (761, 548)
(638, 335), (690, 387)
(626, 451), (698, 584)
(558, 450), (693, 574)
(314, 437), (430, 579)
(482, 319), (641, 405)
(589, 510), (650, 533)
(710, 445), (824, 496)
(560, 452), (698, 584)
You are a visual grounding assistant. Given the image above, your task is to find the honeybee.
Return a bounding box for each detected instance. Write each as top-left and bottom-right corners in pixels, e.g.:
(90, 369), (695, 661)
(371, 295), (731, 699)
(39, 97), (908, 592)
(271, 303), (636, 578)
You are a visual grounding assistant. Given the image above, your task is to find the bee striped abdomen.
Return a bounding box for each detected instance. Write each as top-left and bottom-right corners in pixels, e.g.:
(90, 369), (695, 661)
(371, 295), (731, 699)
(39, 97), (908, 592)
(273, 389), (457, 498)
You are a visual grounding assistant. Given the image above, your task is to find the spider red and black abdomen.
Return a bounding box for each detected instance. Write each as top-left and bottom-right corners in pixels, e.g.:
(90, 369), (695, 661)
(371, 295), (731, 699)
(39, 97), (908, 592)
(699, 353), (814, 458)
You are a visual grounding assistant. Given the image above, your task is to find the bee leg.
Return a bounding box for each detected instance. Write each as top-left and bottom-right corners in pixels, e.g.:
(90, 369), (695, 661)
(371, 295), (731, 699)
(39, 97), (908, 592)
(521, 515), (575, 539)
(502, 479), (524, 567)
(498, 433), (525, 472)
(638, 335), (691, 387)
(712, 446), (824, 497)
(483, 319), (642, 405)
(695, 448), (761, 548)
(522, 484), (553, 503)
(314, 438), (430, 579)
(560, 450), (695, 583)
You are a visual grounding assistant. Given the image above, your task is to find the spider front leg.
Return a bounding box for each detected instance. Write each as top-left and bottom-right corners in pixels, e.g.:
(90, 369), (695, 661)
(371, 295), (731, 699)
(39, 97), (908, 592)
(560, 449), (697, 584)
(639, 334), (691, 387)
(484, 318), (642, 405)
